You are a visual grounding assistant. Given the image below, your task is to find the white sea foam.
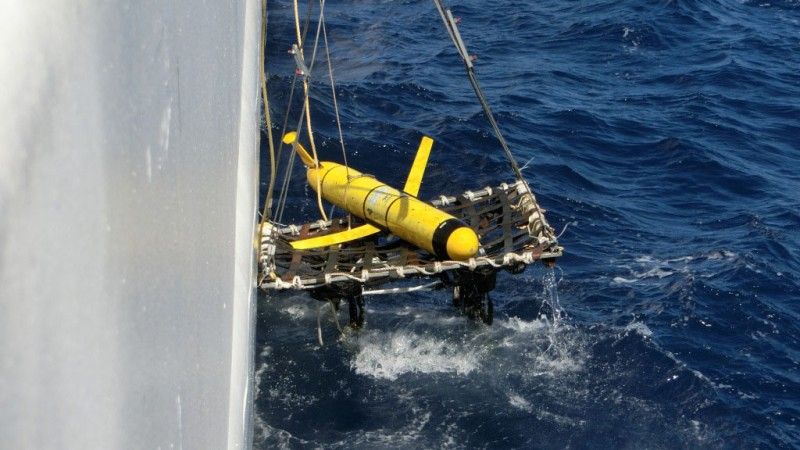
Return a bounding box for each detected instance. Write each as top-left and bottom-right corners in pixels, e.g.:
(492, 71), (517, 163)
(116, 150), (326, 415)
(508, 393), (533, 413)
(530, 344), (585, 375)
(351, 330), (480, 380)
(535, 409), (586, 427)
(612, 276), (637, 284)
(332, 410), (432, 448)
(706, 250), (736, 260)
(498, 318), (587, 376)
(254, 419), (314, 450)
(500, 316), (549, 333)
(623, 26), (633, 38)
(639, 267), (676, 279)
(624, 321), (653, 337)
(615, 250), (737, 286)
(280, 304), (308, 321)
(252, 346), (274, 401)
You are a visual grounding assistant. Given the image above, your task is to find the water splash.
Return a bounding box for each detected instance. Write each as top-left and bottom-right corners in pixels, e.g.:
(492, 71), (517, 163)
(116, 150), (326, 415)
(349, 330), (481, 381)
(538, 267), (565, 329)
(524, 266), (578, 375)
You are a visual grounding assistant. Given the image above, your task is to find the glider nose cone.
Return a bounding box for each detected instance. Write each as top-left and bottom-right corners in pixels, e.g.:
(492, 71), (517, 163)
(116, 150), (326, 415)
(446, 227), (480, 260)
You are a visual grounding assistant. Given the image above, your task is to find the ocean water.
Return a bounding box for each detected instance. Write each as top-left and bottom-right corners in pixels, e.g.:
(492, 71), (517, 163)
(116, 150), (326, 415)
(256, 1), (800, 448)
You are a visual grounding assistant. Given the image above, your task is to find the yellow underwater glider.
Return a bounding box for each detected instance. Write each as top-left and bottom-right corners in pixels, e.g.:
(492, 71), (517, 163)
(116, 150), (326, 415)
(257, 0), (563, 331)
(283, 131), (480, 261)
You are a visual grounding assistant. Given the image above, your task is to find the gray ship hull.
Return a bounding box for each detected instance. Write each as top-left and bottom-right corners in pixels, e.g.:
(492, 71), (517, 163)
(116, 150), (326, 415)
(0, 1), (261, 448)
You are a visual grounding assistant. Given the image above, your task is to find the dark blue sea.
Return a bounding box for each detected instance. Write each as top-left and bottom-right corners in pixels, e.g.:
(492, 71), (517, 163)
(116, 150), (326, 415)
(256, 1), (800, 448)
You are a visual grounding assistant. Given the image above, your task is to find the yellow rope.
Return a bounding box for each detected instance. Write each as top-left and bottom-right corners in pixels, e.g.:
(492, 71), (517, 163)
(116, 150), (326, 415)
(260, 0), (276, 225)
(258, 0), (276, 284)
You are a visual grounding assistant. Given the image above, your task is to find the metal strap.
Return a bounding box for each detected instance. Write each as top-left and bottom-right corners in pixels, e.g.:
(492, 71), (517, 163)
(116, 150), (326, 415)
(458, 195), (481, 230)
(362, 240), (377, 273)
(499, 189), (513, 255)
(325, 244), (340, 275)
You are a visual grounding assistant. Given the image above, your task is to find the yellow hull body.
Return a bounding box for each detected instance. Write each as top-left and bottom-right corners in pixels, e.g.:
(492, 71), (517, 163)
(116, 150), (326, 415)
(308, 162), (479, 260)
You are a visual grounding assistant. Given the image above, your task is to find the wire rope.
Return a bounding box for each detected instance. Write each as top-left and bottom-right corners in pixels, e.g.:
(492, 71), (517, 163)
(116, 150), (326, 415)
(271, 0), (314, 223)
(431, 0), (526, 184)
(320, 5), (351, 227)
(321, 17), (349, 176)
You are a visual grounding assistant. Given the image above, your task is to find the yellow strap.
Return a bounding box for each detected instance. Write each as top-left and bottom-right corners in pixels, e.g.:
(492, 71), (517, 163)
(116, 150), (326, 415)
(290, 223), (381, 250)
(402, 136), (434, 197)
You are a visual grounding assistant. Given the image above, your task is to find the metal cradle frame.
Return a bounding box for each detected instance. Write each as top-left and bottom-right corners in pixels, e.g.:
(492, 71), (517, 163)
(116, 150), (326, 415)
(259, 180), (562, 292)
